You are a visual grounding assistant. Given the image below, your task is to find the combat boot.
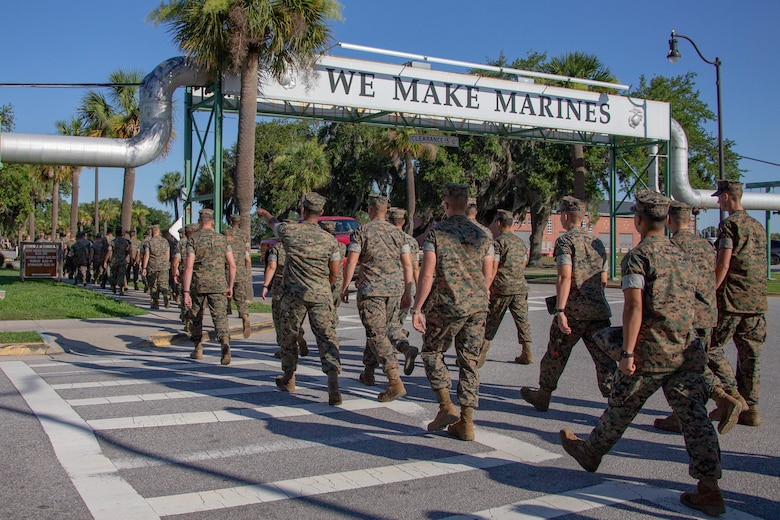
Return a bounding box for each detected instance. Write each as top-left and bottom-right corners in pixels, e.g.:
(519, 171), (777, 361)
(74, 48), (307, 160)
(514, 343), (534, 365)
(273, 350), (282, 358)
(476, 339), (490, 369)
(151, 299), (159, 310)
(134, 282), (139, 291)
(276, 372), (295, 392)
(709, 388), (747, 420)
(220, 342), (231, 365)
(378, 368), (406, 403)
(327, 371), (342, 406)
(226, 302), (232, 316)
(521, 387), (552, 412)
(297, 335), (309, 357)
(189, 342), (203, 360)
(427, 388), (459, 431)
(164, 294), (170, 309)
(447, 406), (475, 441)
(738, 405), (761, 426)
(241, 313), (251, 339)
(710, 387), (741, 434)
(653, 411), (682, 433)
(359, 367), (376, 386)
(680, 479), (725, 517)
(403, 345), (418, 376)
(559, 429), (602, 472)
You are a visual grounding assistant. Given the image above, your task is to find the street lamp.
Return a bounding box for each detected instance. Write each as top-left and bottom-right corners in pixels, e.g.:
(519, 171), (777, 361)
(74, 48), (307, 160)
(667, 30), (725, 186)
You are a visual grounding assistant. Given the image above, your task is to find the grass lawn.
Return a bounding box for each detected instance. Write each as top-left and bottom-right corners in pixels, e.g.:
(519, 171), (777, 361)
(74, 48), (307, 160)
(248, 301), (272, 314)
(0, 331), (43, 343)
(0, 269), (146, 320)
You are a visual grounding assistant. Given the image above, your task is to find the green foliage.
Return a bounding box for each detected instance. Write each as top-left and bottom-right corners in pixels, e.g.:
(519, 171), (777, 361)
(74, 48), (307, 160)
(0, 163), (34, 237)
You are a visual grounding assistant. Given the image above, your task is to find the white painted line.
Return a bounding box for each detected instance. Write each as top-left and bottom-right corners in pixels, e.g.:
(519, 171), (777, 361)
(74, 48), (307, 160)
(439, 480), (762, 520)
(0, 362), (159, 520)
(51, 369), (271, 390)
(336, 325), (365, 331)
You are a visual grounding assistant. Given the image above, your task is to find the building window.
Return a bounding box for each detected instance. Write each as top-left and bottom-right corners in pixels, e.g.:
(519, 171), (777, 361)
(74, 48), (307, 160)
(547, 219), (552, 234)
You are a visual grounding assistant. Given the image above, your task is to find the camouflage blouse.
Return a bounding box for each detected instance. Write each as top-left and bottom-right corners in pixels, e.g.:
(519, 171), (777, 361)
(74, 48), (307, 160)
(554, 227), (611, 321)
(187, 228), (231, 294)
(348, 218), (410, 298)
(716, 210), (768, 314)
(672, 230), (716, 328)
(491, 231), (528, 296)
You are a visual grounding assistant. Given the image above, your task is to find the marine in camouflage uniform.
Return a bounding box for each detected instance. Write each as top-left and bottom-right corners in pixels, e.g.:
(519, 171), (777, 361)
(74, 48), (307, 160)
(70, 232), (92, 287)
(257, 193), (343, 406)
(480, 209), (532, 367)
(710, 180), (767, 427)
(521, 196), (615, 412)
(411, 184), (494, 441)
(141, 225), (170, 309)
(127, 230), (142, 290)
(559, 191), (726, 517)
(90, 234), (105, 286)
(262, 242), (308, 357)
(140, 229), (152, 293)
(341, 195), (414, 402)
(173, 224), (199, 333)
(388, 208), (420, 330)
(320, 221), (345, 323)
(106, 228), (132, 295)
(183, 209), (236, 365)
(654, 201), (742, 434)
(223, 225), (251, 338)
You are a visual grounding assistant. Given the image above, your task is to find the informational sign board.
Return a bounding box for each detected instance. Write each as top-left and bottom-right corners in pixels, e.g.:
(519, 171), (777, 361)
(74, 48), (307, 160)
(410, 134), (459, 147)
(20, 242), (62, 281)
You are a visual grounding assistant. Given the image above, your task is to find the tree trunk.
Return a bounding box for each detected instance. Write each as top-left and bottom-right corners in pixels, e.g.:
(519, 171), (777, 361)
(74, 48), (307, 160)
(405, 151), (416, 234)
(572, 144), (587, 201)
(70, 167), (82, 236)
(120, 166), (135, 232)
(28, 211), (34, 239)
(235, 50), (261, 233)
(94, 167), (100, 233)
(527, 202), (551, 267)
(51, 181), (59, 240)
(174, 199), (180, 221)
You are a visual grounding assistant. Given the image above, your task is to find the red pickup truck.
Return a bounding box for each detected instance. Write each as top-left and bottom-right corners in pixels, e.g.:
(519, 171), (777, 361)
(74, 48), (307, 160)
(259, 216), (360, 264)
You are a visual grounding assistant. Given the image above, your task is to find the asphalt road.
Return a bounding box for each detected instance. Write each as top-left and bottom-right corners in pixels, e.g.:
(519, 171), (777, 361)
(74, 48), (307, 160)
(0, 281), (777, 519)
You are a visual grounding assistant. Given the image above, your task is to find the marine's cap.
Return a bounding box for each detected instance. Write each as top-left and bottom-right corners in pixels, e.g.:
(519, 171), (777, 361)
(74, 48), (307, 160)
(368, 194), (389, 207)
(712, 179), (743, 197)
(151, 224), (160, 231)
(178, 228), (184, 235)
(388, 207), (406, 221)
(467, 197), (478, 207)
(631, 190), (670, 218)
(302, 192), (326, 212)
(495, 209), (514, 222)
(443, 183), (469, 198)
(229, 214), (240, 223)
(668, 200), (692, 219)
(185, 223), (200, 234)
(558, 196), (586, 213)
(199, 208), (214, 220)
(320, 221), (337, 233)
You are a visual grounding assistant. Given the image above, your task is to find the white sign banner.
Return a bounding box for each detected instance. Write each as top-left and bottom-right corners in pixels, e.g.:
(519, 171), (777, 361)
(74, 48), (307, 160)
(223, 55), (670, 141)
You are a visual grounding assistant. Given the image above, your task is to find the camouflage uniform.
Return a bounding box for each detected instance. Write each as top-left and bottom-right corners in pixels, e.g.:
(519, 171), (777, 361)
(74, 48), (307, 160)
(321, 221), (345, 318)
(177, 224), (198, 330)
(140, 232), (151, 292)
(711, 209), (767, 407)
(224, 228), (249, 317)
(275, 218), (342, 375)
(145, 232), (171, 307)
(127, 232), (142, 290)
(537, 225), (615, 397)
(420, 213), (493, 408)
(396, 228), (419, 326)
(188, 227), (232, 345)
(108, 233), (132, 294)
(70, 234), (92, 286)
(91, 236), (105, 285)
(485, 227), (531, 345)
(349, 215), (411, 374)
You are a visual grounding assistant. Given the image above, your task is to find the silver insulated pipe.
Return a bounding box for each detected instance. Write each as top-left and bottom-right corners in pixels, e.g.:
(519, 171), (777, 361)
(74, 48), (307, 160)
(0, 57), (208, 168)
(670, 118), (780, 210)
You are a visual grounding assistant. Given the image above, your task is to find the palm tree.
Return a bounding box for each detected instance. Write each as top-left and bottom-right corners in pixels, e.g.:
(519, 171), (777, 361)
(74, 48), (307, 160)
(378, 129), (438, 234)
(276, 140), (331, 198)
(98, 199), (121, 236)
(149, 0), (342, 233)
(36, 164), (69, 240)
(157, 171), (184, 220)
(543, 52), (618, 201)
(56, 117), (89, 236)
(79, 90), (114, 232)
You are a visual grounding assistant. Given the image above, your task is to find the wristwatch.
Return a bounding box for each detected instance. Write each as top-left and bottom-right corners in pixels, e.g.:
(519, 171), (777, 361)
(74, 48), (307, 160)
(620, 350), (634, 359)
(409, 308), (422, 315)
(554, 308), (565, 314)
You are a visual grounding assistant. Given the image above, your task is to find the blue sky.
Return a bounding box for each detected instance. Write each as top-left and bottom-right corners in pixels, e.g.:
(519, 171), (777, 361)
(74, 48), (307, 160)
(2, 0), (779, 231)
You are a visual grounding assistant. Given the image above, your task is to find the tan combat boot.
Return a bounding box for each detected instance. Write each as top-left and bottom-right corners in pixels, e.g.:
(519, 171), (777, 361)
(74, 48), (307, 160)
(520, 387), (552, 412)
(164, 294), (170, 309)
(709, 388), (747, 421)
(476, 340), (490, 369)
(275, 372), (295, 392)
(151, 298), (159, 310)
(653, 411), (682, 433)
(738, 405), (761, 426)
(710, 387), (740, 434)
(559, 429), (602, 472)
(327, 371), (342, 406)
(297, 335), (309, 357)
(189, 342), (203, 360)
(680, 479), (725, 517)
(359, 367), (376, 386)
(220, 342), (231, 365)
(447, 406), (475, 441)
(403, 344), (418, 376)
(241, 313), (251, 339)
(427, 388), (459, 431)
(514, 343), (534, 365)
(378, 368), (407, 403)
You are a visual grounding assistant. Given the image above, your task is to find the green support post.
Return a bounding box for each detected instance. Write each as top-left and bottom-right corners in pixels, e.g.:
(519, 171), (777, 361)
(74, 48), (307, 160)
(609, 139), (617, 280)
(184, 87), (193, 226)
(213, 79), (223, 232)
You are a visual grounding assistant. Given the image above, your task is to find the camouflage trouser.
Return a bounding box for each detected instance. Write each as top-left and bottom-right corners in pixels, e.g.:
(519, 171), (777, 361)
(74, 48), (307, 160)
(92, 260), (105, 285)
(358, 295), (405, 373)
(110, 260), (128, 290)
(190, 291), (230, 344)
(539, 317), (615, 397)
(147, 269), (170, 302)
(231, 270), (249, 316)
(126, 261), (139, 285)
(363, 295), (412, 371)
(485, 291), (532, 344)
(421, 311), (486, 408)
(709, 313), (766, 406)
(270, 279), (304, 346)
(73, 262), (89, 285)
(279, 295), (340, 375)
(585, 367), (721, 481)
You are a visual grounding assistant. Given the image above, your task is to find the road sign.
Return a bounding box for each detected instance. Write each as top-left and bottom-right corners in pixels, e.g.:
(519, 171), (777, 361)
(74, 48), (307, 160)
(410, 134), (459, 147)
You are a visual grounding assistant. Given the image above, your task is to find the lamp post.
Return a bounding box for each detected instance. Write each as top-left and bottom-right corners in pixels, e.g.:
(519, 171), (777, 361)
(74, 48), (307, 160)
(667, 30), (725, 184)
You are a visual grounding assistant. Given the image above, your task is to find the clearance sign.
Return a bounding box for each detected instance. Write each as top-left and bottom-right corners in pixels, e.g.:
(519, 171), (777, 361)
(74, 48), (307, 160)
(223, 55), (670, 142)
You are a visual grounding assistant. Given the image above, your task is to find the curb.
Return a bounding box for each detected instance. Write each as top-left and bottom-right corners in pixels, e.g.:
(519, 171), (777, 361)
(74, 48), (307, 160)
(0, 332), (65, 356)
(143, 319), (275, 347)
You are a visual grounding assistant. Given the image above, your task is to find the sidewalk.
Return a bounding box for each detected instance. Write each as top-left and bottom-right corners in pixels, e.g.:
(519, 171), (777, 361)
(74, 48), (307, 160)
(0, 280), (273, 356)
